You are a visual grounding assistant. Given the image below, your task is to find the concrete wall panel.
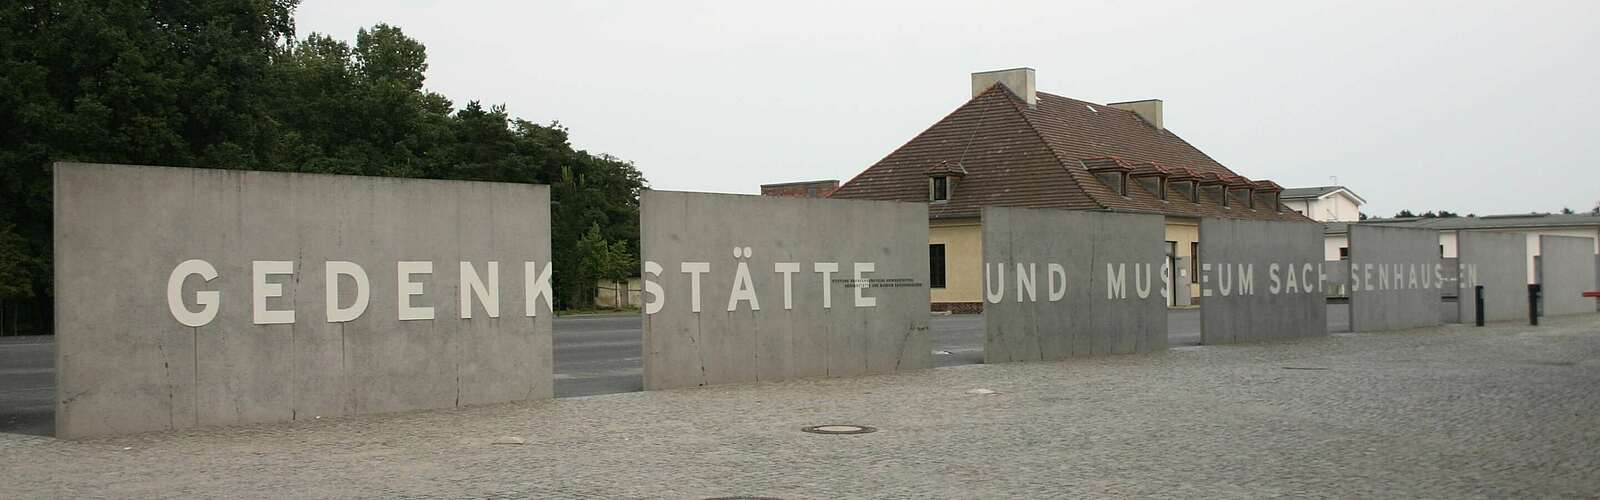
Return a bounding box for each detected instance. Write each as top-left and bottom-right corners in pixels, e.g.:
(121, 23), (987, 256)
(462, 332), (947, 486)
(1347, 225), (1443, 332)
(981, 207), (1167, 363)
(1198, 219), (1327, 344)
(1539, 235), (1598, 316)
(53, 163), (552, 438)
(640, 191), (930, 390)
(1455, 232), (1529, 323)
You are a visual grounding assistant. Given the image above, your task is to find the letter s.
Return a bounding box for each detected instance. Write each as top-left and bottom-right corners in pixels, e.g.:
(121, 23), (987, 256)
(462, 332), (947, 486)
(168, 259), (220, 327)
(643, 261), (665, 315)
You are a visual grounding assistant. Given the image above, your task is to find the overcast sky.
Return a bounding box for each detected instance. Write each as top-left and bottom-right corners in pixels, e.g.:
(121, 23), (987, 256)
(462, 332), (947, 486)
(297, 1), (1599, 217)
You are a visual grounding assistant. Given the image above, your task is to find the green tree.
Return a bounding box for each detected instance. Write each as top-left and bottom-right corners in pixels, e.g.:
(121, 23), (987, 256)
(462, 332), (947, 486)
(573, 223), (636, 308)
(1560, 207), (1575, 215)
(0, 2), (648, 332)
(0, 0), (299, 333)
(1394, 209), (1416, 218)
(0, 224), (38, 335)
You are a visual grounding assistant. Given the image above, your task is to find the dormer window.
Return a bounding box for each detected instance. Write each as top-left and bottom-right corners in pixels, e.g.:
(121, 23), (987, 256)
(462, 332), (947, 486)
(1083, 157), (1133, 198)
(1094, 171), (1126, 196)
(1128, 162), (1170, 201)
(924, 160), (967, 203)
(1172, 180), (1196, 202)
(1229, 188), (1254, 209)
(1202, 184), (1227, 207)
(1133, 176), (1166, 200)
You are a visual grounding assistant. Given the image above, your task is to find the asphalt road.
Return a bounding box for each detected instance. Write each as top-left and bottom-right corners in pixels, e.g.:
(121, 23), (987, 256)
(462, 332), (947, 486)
(2, 306), (1355, 436)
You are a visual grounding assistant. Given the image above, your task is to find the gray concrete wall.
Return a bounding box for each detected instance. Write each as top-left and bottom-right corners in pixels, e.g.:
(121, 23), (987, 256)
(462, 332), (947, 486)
(1455, 232), (1529, 323)
(1198, 219), (1327, 344)
(1347, 225), (1444, 332)
(53, 163), (552, 438)
(981, 207), (1167, 363)
(640, 191), (930, 390)
(1539, 235), (1598, 316)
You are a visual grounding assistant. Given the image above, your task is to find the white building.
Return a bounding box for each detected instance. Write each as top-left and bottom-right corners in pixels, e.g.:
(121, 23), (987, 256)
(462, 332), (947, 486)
(1324, 213), (1600, 284)
(1281, 186), (1366, 223)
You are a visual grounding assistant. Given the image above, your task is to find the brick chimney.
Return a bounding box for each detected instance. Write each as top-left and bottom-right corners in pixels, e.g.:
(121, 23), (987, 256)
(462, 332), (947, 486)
(971, 68), (1035, 108)
(1107, 99), (1164, 130)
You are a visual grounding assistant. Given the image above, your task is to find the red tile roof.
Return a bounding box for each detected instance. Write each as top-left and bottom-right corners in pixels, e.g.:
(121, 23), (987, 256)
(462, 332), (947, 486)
(829, 84), (1311, 223)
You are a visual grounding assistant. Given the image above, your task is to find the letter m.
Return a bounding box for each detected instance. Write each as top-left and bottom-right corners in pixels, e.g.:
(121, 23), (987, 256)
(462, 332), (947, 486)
(1106, 263), (1127, 300)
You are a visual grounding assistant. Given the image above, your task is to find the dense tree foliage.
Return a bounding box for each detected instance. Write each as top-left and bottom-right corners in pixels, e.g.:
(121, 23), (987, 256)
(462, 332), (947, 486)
(1390, 210), (1460, 219)
(0, 1), (645, 333)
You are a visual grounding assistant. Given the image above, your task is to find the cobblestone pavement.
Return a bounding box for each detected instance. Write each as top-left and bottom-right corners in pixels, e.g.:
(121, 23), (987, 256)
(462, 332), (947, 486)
(2, 314), (1597, 499)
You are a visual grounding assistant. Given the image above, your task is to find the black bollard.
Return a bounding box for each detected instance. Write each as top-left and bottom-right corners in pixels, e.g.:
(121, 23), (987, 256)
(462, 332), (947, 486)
(1528, 284), (1540, 326)
(1475, 285), (1485, 327)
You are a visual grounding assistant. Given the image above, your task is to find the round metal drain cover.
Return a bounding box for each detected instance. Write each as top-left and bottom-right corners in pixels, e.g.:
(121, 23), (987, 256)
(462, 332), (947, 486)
(801, 424), (876, 435)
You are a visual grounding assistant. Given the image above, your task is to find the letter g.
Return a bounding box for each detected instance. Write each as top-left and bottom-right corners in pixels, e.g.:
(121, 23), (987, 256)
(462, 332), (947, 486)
(168, 259), (220, 327)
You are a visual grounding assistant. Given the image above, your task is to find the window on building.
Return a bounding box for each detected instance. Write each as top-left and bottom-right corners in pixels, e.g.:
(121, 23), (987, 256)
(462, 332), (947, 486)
(931, 176), (949, 202)
(929, 244), (946, 288)
(1094, 172), (1126, 196)
(1339, 247), (1349, 260)
(1190, 241), (1200, 283)
(1172, 181), (1195, 203)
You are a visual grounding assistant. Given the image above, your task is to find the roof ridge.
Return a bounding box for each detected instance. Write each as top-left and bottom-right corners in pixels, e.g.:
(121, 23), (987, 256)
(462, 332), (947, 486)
(1036, 91), (1246, 178)
(830, 84), (1017, 197)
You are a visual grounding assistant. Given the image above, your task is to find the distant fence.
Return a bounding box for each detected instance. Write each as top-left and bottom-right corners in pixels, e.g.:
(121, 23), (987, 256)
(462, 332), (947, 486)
(595, 278), (642, 308)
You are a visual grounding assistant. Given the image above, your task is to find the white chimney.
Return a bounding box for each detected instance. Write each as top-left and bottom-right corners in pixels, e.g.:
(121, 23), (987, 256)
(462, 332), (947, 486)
(1107, 99), (1164, 130)
(971, 68), (1035, 108)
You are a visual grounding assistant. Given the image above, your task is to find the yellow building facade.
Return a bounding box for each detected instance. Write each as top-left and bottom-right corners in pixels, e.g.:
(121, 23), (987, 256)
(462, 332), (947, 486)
(930, 216), (1202, 310)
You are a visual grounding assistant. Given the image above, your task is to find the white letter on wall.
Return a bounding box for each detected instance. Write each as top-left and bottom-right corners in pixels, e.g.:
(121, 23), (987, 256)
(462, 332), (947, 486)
(1268, 263), (1282, 294)
(727, 260), (761, 312)
(985, 263), (1005, 304)
(775, 262), (800, 310)
(814, 262), (839, 309)
(1302, 264), (1315, 294)
(1135, 263), (1152, 299)
(168, 259), (219, 327)
(1237, 264), (1254, 296)
(1107, 263), (1128, 300)
(1047, 263), (1066, 302)
(325, 261), (370, 323)
(398, 261), (435, 321)
(642, 261), (664, 315)
(524, 261), (554, 317)
(853, 262), (876, 308)
(460, 261), (499, 319)
(1016, 263), (1037, 303)
(681, 262), (710, 313)
(252, 260), (296, 325)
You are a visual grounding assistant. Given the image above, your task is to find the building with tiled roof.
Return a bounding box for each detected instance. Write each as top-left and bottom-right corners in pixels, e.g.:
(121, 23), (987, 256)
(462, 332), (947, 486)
(826, 68), (1315, 311)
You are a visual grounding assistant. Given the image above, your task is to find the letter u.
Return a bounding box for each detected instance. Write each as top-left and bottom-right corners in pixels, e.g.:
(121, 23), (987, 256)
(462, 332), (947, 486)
(985, 263), (1006, 304)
